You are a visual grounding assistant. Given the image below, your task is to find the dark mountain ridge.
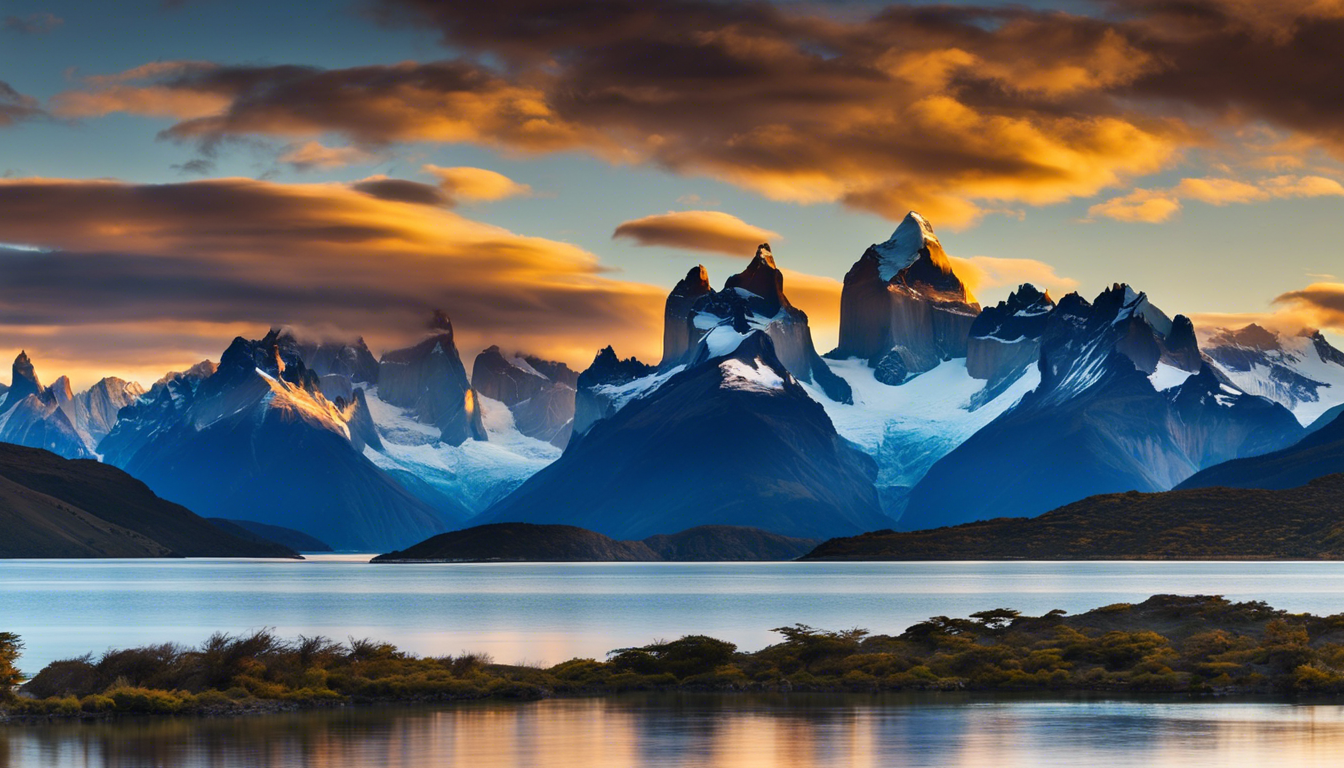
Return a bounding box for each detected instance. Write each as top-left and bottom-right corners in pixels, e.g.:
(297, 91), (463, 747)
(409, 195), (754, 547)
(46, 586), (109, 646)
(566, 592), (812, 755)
(805, 473), (1344, 560)
(0, 442), (298, 558)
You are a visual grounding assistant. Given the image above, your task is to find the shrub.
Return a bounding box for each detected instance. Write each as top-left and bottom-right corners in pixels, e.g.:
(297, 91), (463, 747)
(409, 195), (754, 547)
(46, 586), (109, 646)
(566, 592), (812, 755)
(80, 694), (115, 713)
(0, 632), (23, 696)
(609, 636), (737, 679)
(108, 686), (191, 714)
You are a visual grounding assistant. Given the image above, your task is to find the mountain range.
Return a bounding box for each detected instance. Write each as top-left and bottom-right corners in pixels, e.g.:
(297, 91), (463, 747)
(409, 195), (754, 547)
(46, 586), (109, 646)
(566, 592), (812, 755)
(3, 211), (1343, 553)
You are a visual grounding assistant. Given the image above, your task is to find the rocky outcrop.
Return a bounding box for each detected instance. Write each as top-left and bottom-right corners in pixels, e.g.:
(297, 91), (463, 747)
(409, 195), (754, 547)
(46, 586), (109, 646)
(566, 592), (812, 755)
(1, 350), (42, 410)
(966, 283), (1055, 387)
(72, 377), (146, 448)
(473, 346), (553, 404)
(1312, 330), (1344, 367)
(675, 244), (851, 403)
(1161, 315), (1201, 371)
(0, 394), (91, 459)
(471, 346), (577, 447)
(662, 265), (712, 366)
(293, 335), (380, 384)
(837, 212), (980, 378)
(476, 331), (890, 540)
(378, 314), (487, 446)
(572, 346), (656, 439)
(0, 352), (94, 459)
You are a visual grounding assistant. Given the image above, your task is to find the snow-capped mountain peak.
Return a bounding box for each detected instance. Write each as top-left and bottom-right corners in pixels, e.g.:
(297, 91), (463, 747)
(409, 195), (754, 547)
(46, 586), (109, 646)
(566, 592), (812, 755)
(1202, 323), (1344, 425)
(753, 242), (777, 268)
(659, 243), (851, 403)
(872, 211), (941, 281)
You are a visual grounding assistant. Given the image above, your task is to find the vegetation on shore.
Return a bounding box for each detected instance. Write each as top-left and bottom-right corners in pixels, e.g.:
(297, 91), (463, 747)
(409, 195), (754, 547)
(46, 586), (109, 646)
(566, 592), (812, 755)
(10, 594), (1344, 720)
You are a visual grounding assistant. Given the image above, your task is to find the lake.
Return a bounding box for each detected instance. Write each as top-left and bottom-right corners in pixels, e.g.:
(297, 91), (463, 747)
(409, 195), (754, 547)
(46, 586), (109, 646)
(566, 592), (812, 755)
(10, 693), (1344, 767)
(8, 557), (1344, 674)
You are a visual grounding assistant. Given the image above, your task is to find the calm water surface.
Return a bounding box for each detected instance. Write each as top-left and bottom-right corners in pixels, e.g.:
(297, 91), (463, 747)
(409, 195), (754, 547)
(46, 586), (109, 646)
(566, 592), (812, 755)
(7, 557), (1344, 673)
(9, 693), (1344, 767)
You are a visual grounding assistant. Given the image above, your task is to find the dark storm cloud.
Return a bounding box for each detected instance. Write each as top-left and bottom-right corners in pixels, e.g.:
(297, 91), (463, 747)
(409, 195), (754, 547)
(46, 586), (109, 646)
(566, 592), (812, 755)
(349, 177), (449, 206)
(0, 81), (43, 127)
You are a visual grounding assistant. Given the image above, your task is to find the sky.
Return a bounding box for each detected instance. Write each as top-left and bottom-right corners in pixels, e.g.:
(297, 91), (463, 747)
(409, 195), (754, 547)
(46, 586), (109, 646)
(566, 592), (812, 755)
(2, 0), (1344, 389)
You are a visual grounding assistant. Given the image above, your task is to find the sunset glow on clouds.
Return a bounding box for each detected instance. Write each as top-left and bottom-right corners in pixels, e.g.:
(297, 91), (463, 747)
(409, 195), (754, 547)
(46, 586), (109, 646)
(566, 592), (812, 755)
(613, 211), (781, 257)
(0, 177), (665, 376)
(1089, 176), (1344, 223)
(2, 0), (1344, 384)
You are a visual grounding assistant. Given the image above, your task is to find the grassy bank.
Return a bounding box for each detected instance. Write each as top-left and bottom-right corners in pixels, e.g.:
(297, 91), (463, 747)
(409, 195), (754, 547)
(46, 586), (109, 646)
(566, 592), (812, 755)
(8, 594), (1344, 720)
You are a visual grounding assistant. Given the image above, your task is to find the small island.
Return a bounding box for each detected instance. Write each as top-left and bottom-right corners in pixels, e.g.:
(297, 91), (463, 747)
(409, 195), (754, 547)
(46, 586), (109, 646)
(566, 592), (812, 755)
(372, 523), (818, 562)
(7, 594), (1344, 721)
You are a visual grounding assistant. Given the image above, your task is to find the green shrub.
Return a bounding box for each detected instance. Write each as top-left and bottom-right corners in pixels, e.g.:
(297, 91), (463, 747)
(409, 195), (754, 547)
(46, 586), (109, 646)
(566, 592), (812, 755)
(109, 686), (191, 714)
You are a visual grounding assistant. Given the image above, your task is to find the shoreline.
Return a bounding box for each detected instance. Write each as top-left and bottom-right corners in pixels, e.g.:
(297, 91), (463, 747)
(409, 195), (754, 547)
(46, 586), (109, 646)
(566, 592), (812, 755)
(2, 686), (1331, 727)
(8, 593), (1344, 722)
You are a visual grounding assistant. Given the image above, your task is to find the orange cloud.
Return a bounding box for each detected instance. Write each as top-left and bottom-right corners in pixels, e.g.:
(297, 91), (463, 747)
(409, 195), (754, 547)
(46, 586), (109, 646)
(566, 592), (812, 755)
(279, 141), (379, 170)
(1273, 282), (1344, 331)
(0, 177), (664, 378)
(1263, 175), (1344, 198)
(1188, 282), (1344, 344)
(48, 5), (1191, 227)
(1087, 188), (1182, 223)
(45, 0), (1344, 226)
(0, 320), (253, 391)
(1173, 177), (1269, 205)
(53, 62), (228, 120)
(423, 165), (531, 202)
(613, 211), (781, 257)
(779, 268), (842, 351)
(947, 256), (1080, 297)
(1089, 174), (1344, 222)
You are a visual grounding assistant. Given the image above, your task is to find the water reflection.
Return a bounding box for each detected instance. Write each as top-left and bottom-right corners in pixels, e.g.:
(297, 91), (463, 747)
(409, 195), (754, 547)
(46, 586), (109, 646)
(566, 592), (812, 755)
(8, 694), (1344, 768)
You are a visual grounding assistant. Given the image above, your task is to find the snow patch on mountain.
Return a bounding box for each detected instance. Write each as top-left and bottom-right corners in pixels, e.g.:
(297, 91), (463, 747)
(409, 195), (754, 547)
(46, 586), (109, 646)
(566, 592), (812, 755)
(361, 386), (560, 513)
(872, 212), (939, 281)
(1150, 362), (1197, 392)
(720, 358), (787, 393)
(1202, 327), (1344, 425)
(802, 357), (1040, 489)
(588, 364), (686, 413)
(253, 369), (352, 440)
